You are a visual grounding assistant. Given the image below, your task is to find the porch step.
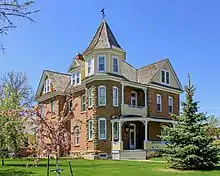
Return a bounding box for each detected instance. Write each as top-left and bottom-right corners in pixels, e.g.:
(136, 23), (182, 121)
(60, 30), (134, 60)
(120, 150), (146, 160)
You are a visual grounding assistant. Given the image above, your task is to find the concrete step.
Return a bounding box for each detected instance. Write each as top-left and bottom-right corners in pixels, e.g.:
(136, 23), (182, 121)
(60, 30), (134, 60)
(120, 150), (146, 160)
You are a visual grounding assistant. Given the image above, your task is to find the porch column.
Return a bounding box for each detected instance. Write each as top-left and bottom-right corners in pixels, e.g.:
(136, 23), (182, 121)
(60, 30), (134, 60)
(121, 84), (124, 104)
(119, 121), (122, 142)
(111, 122), (114, 142)
(145, 120), (148, 141)
(144, 89), (147, 107)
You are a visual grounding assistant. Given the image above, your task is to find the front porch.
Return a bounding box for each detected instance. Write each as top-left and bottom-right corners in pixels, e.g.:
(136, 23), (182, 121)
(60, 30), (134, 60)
(111, 117), (175, 160)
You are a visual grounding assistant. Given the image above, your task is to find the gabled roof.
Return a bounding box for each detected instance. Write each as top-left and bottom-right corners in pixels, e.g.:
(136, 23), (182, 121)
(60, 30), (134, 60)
(137, 59), (168, 85)
(35, 70), (71, 100)
(68, 59), (85, 73)
(83, 20), (122, 55)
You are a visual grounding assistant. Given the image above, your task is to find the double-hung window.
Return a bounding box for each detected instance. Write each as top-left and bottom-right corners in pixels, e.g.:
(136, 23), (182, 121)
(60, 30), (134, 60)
(168, 96), (173, 113)
(81, 95), (86, 112)
(98, 118), (106, 140)
(41, 106), (44, 119)
(71, 72), (81, 86)
(51, 101), (56, 113)
(74, 127), (79, 145)
(98, 86), (106, 106)
(88, 120), (93, 140)
(98, 56), (105, 72)
(68, 100), (73, 112)
(113, 57), (118, 73)
(161, 70), (170, 84)
(157, 94), (162, 112)
(113, 86), (118, 107)
(88, 58), (92, 75)
(88, 88), (92, 107)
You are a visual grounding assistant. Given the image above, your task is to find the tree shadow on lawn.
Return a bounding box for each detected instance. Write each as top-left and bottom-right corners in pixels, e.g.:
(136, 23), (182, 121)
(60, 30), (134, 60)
(201, 165), (220, 171)
(0, 168), (34, 176)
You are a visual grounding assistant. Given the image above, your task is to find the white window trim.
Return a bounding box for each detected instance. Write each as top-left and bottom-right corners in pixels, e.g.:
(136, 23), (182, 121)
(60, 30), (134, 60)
(44, 79), (50, 94)
(71, 71), (81, 86)
(161, 69), (170, 85)
(88, 120), (93, 140)
(97, 55), (106, 72)
(98, 118), (106, 140)
(87, 58), (92, 76)
(168, 96), (173, 113)
(113, 86), (118, 107)
(98, 85), (106, 106)
(112, 56), (119, 73)
(113, 122), (119, 140)
(88, 88), (93, 108)
(130, 91), (137, 107)
(41, 106), (44, 119)
(157, 94), (162, 112)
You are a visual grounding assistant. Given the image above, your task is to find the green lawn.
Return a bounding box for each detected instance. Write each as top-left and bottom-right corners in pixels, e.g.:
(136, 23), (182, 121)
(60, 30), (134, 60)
(0, 158), (220, 176)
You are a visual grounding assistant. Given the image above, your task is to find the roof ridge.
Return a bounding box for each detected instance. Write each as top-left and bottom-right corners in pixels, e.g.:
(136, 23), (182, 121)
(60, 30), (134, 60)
(138, 58), (168, 70)
(45, 69), (71, 76)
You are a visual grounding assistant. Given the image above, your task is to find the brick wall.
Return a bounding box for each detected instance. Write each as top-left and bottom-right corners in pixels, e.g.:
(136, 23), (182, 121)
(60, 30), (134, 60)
(148, 88), (180, 118)
(124, 86), (145, 107)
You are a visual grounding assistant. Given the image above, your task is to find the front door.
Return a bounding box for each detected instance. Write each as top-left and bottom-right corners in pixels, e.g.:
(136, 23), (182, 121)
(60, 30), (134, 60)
(129, 123), (136, 149)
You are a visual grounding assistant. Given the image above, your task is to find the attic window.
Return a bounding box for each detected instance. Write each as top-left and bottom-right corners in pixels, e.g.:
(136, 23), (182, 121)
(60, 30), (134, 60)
(71, 72), (81, 86)
(161, 70), (169, 84)
(44, 79), (50, 94)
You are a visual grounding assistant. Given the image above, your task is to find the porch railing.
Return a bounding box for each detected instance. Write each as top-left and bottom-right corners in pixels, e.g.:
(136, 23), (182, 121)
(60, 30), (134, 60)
(121, 104), (147, 116)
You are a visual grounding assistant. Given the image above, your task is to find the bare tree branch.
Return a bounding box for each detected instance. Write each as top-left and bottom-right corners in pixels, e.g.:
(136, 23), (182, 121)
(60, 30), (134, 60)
(0, 0), (39, 53)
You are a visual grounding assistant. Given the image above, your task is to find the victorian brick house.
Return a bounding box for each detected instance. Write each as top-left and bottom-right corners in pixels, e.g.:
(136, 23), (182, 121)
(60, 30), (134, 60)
(35, 19), (183, 160)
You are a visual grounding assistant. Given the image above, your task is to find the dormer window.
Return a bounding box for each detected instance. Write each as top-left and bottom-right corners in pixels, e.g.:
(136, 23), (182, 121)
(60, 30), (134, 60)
(44, 79), (50, 94)
(161, 70), (170, 84)
(71, 72), (81, 86)
(113, 57), (118, 73)
(98, 56), (106, 72)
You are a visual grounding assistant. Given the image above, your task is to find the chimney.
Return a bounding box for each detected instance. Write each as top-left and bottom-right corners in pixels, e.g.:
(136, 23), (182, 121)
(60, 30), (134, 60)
(75, 52), (84, 61)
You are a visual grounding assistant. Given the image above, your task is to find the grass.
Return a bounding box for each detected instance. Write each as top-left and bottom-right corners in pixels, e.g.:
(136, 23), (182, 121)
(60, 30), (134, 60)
(0, 158), (220, 176)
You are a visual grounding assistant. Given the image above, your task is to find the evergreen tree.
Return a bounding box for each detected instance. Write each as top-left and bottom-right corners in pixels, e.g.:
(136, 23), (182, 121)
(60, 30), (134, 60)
(161, 74), (220, 170)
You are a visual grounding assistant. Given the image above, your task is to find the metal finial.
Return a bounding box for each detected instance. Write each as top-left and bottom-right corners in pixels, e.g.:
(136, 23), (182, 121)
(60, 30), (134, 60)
(101, 8), (105, 19)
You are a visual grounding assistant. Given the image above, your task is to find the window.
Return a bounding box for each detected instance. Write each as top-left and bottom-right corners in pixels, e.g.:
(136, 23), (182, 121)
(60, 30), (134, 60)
(44, 79), (50, 93)
(131, 91), (137, 106)
(74, 127), (79, 145)
(157, 94), (162, 112)
(161, 70), (169, 84)
(98, 56), (105, 72)
(113, 57), (118, 73)
(113, 122), (119, 140)
(98, 86), (106, 106)
(168, 96), (173, 113)
(81, 95), (86, 112)
(113, 86), (118, 107)
(41, 106), (44, 119)
(88, 58), (92, 75)
(51, 101), (56, 113)
(88, 88), (92, 107)
(68, 100), (73, 111)
(98, 118), (106, 140)
(71, 72), (81, 86)
(88, 120), (93, 140)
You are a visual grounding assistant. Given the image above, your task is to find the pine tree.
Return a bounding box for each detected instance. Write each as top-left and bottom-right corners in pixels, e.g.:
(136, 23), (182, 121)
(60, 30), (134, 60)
(161, 73), (220, 170)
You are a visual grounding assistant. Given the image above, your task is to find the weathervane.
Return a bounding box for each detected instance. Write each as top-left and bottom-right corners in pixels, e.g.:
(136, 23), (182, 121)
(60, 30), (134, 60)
(101, 8), (105, 19)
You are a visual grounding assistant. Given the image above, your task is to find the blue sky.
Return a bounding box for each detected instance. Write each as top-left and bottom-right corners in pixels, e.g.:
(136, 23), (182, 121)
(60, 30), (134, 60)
(0, 0), (219, 116)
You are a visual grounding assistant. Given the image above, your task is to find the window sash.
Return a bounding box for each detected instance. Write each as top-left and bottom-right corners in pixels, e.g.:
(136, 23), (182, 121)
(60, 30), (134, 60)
(88, 59), (92, 75)
(74, 128), (79, 145)
(113, 58), (118, 72)
(168, 97), (173, 113)
(81, 95), (86, 112)
(113, 122), (119, 140)
(41, 106), (44, 119)
(161, 70), (165, 83)
(44, 79), (50, 93)
(98, 56), (105, 72)
(98, 86), (106, 105)
(71, 72), (80, 85)
(88, 120), (93, 140)
(113, 87), (118, 106)
(99, 119), (106, 140)
(131, 92), (137, 106)
(157, 94), (162, 112)
(166, 72), (170, 84)
(68, 100), (72, 111)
